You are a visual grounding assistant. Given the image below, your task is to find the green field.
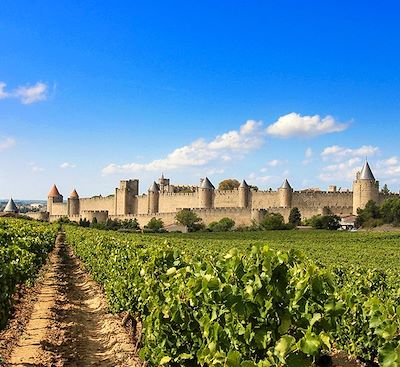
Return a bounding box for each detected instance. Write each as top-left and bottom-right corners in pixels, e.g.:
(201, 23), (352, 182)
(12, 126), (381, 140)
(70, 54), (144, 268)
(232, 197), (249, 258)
(120, 229), (400, 272)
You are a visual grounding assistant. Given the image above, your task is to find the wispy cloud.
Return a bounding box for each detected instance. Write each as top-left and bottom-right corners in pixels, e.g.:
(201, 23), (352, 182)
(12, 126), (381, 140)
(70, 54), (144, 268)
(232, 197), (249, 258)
(302, 147), (313, 164)
(266, 113), (348, 138)
(0, 137), (16, 151)
(60, 162), (77, 169)
(0, 81), (48, 104)
(102, 120), (265, 175)
(321, 145), (379, 161)
(29, 162), (45, 173)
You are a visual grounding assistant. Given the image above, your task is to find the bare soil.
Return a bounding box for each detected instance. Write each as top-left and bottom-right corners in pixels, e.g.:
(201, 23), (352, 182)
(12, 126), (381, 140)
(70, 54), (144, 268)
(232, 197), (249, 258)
(0, 233), (140, 367)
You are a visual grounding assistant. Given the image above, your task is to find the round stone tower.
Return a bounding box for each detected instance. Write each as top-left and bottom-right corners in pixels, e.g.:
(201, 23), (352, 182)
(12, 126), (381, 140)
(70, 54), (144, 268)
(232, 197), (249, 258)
(238, 179), (250, 208)
(198, 177), (214, 209)
(278, 179), (293, 207)
(47, 184), (63, 214)
(68, 189), (80, 216)
(148, 181), (160, 214)
(352, 161), (379, 214)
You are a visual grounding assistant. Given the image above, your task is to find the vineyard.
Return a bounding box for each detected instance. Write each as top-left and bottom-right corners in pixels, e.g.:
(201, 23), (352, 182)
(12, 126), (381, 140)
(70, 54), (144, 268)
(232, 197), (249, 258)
(66, 226), (400, 367)
(0, 218), (57, 329)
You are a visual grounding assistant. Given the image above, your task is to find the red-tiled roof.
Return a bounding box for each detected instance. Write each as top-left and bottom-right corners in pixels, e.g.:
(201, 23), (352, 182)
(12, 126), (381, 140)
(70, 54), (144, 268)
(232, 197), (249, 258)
(48, 184), (61, 197)
(70, 189), (79, 199)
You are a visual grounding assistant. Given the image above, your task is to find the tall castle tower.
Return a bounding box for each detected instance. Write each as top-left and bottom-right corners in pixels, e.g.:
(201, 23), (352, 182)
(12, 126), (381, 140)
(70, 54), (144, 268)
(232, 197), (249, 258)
(115, 179), (138, 215)
(68, 189), (80, 216)
(148, 181), (160, 214)
(278, 179), (293, 207)
(47, 184), (63, 214)
(352, 161), (379, 214)
(238, 180), (250, 208)
(199, 177), (214, 209)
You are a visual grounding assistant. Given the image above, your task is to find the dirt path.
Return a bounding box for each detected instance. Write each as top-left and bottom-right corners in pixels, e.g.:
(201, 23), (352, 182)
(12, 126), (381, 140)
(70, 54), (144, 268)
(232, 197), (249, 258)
(3, 233), (140, 367)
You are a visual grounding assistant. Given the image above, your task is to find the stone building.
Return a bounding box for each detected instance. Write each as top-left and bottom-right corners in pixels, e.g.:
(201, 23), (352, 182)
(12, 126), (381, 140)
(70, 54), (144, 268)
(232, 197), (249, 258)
(43, 161), (396, 227)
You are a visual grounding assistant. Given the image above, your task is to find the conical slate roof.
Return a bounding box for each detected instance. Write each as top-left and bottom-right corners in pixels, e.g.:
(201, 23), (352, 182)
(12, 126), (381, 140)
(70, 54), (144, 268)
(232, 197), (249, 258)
(70, 189), (79, 199)
(200, 177), (215, 189)
(359, 161), (375, 180)
(280, 179), (292, 190)
(4, 198), (18, 213)
(148, 181), (160, 192)
(48, 184), (61, 197)
(239, 179), (249, 188)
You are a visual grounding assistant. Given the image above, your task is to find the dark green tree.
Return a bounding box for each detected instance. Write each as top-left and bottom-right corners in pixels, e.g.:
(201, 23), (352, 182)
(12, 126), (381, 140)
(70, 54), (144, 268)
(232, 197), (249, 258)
(175, 209), (203, 232)
(145, 217), (164, 231)
(288, 207), (302, 226)
(208, 217), (235, 232)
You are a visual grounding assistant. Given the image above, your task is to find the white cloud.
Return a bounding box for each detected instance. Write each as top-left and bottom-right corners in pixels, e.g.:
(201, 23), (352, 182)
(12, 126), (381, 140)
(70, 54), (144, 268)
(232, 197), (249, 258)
(266, 113), (348, 138)
(267, 159), (282, 167)
(376, 157), (400, 180)
(60, 162), (77, 169)
(0, 81), (48, 104)
(321, 145), (379, 161)
(13, 82), (48, 104)
(319, 157), (361, 182)
(102, 120), (264, 175)
(0, 137), (16, 151)
(0, 82), (9, 99)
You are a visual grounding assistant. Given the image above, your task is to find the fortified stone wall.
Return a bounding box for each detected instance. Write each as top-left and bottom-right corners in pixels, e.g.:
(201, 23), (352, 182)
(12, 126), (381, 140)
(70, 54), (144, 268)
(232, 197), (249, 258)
(292, 191), (353, 211)
(79, 196), (115, 214)
(51, 202), (68, 216)
(214, 190), (240, 207)
(137, 195), (148, 214)
(251, 191), (280, 209)
(158, 192), (198, 212)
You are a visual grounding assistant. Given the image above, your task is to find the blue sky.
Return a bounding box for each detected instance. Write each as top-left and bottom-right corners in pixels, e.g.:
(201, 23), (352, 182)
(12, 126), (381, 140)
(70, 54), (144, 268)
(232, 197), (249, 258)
(1, 1), (400, 199)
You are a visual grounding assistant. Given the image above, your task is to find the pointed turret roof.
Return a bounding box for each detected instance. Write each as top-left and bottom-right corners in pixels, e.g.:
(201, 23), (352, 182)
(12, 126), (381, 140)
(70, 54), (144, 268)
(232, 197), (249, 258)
(149, 181), (159, 192)
(200, 177), (215, 189)
(4, 198), (18, 213)
(70, 189), (79, 199)
(280, 179), (292, 190)
(359, 161), (375, 180)
(48, 184), (61, 197)
(239, 180), (249, 188)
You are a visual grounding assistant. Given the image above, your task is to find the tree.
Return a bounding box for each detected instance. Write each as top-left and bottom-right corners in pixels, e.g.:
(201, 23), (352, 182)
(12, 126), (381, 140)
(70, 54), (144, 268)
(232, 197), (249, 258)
(208, 217), (235, 232)
(145, 217), (164, 231)
(260, 213), (287, 230)
(309, 214), (341, 230)
(288, 207), (301, 226)
(381, 184), (390, 194)
(355, 200), (381, 227)
(175, 209), (203, 232)
(218, 179), (240, 190)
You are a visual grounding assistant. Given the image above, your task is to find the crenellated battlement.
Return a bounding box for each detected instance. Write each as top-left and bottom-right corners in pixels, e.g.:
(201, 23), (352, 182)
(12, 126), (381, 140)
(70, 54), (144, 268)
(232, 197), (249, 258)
(45, 163), (400, 226)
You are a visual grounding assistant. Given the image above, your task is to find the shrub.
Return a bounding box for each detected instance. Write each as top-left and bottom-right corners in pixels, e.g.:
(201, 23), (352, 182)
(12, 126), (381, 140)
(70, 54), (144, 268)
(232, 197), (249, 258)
(309, 214), (341, 230)
(260, 212), (288, 230)
(145, 217), (164, 231)
(208, 217), (235, 232)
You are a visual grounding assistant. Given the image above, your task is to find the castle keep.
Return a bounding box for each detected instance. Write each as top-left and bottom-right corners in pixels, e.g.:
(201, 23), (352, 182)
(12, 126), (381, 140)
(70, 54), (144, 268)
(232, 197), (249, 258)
(44, 162), (396, 227)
